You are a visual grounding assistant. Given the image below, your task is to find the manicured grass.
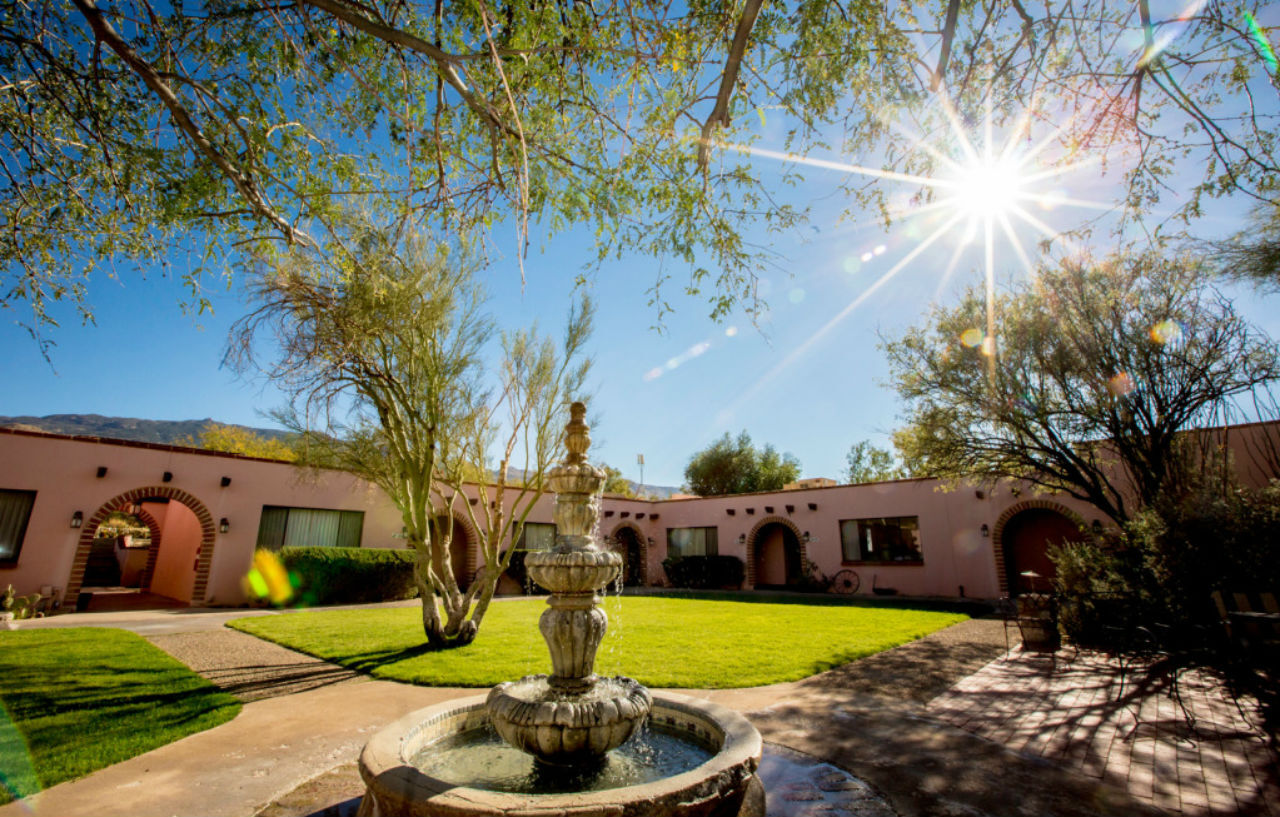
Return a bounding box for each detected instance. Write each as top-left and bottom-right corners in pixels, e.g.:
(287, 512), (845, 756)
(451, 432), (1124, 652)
(228, 597), (967, 688)
(0, 628), (241, 804)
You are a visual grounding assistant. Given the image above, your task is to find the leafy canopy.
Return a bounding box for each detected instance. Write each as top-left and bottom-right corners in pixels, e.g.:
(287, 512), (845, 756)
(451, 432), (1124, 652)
(684, 430), (801, 496)
(7, 0), (1280, 345)
(845, 440), (903, 484)
(884, 249), (1280, 522)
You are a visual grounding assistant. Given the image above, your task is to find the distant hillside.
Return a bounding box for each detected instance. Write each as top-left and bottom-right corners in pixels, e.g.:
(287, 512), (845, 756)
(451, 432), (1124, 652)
(0, 414), (290, 445)
(0, 413), (680, 496)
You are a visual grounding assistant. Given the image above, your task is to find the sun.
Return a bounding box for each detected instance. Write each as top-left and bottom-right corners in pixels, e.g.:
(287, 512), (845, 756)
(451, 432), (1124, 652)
(948, 155), (1027, 222)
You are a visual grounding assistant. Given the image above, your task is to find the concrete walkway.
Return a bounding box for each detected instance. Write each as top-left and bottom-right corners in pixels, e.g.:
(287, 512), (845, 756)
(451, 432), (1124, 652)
(2, 608), (1276, 817)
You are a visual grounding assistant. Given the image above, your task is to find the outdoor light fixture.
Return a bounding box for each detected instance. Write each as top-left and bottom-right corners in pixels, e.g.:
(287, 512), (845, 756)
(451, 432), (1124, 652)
(96, 466), (108, 478)
(162, 471), (173, 483)
(220, 476), (232, 487)
(70, 511), (83, 529)
(219, 518), (229, 534)
(738, 534), (747, 545)
(981, 524), (990, 538)
(802, 532), (811, 543)
(1091, 519), (1103, 536)
(646, 537), (654, 546)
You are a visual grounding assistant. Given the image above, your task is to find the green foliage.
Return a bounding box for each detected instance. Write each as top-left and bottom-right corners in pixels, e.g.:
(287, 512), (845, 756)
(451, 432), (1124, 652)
(1053, 480), (1280, 643)
(10, 0), (1277, 344)
(845, 441), (902, 484)
(176, 422), (298, 461)
(0, 628), (240, 804)
(600, 464), (636, 498)
(661, 555), (745, 589)
(278, 547), (418, 606)
(683, 431), (801, 496)
(233, 215), (591, 648)
(228, 597), (967, 688)
(885, 249), (1279, 522)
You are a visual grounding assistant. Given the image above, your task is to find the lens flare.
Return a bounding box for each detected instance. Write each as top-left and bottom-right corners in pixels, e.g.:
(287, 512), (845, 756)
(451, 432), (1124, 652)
(1107, 373), (1136, 397)
(243, 548), (294, 605)
(1150, 320), (1183, 345)
(960, 328), (984, 348)
(1244, 10), (1278, 73)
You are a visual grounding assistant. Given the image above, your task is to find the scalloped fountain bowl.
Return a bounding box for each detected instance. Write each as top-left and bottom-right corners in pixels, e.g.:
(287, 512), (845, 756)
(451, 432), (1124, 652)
(357, 692), (765, 817)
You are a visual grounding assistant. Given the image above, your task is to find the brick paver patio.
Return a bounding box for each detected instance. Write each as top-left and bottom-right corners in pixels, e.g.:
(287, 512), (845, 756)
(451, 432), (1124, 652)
(928, 648), (1280, 816)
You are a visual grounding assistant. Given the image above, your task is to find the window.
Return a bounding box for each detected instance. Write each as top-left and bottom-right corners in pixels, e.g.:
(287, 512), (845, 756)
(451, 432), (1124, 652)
(667, 527), (718, 558)
(514, 522), (556, 551)
(0, 489), (36, 564)
(256, 506), (364, 550)
(839, 516), (922, 564)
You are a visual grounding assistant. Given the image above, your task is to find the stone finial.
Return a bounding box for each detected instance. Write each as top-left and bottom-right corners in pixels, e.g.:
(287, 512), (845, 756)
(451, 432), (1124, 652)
(564, 401), (590, 464)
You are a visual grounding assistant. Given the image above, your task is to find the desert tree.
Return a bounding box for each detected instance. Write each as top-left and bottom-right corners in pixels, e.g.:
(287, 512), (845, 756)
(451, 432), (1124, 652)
(229, 215), (590, 647)
(683, 431), (801, 496)
(885, 249), (1280, 524)
(8, 0), (1280, 344)
(845, 441), (903, 484)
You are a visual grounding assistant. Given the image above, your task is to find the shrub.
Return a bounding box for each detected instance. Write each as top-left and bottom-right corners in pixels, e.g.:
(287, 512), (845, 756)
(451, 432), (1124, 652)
(662, 555), (745, 589)
(279, 547), (418, 606)
(1051, 479), (1280, 644)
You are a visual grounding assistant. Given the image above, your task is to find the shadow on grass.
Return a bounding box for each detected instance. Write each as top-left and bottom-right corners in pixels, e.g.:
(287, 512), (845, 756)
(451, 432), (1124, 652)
(628, 587), (994, 616)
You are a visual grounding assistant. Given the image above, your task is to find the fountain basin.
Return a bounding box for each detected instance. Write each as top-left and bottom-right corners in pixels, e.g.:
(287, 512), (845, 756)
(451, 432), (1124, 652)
(357, 692), (764, 817)
(487, 675), (652, 765)
(525, 549), (620, 594)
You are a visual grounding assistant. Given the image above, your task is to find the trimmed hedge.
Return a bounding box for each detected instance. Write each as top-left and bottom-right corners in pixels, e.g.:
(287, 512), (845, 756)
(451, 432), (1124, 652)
(662, 555), (745, 590)
(279, 547), (418, 606)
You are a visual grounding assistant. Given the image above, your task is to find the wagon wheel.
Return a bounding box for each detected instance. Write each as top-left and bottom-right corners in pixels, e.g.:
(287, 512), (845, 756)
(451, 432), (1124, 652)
(830, 569), (861, 594)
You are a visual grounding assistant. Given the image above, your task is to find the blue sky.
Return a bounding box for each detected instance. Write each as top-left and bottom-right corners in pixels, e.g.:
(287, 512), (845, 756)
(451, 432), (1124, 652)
(4, 103), (1280, 489)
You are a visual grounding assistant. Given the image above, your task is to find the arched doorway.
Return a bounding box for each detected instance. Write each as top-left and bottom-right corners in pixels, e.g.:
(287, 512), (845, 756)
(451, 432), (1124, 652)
(751, 520), (803, 588)
(609, 524), (646, 586)
(67, 487), (216, 610)
(430, 515), (474, 592)
(997, 505), (1082, 596)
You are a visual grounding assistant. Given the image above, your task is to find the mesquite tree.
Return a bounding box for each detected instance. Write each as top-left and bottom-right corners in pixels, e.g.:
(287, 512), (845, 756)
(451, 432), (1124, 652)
(885, 249), (1280, 523)
(8, 0), (1280, 344)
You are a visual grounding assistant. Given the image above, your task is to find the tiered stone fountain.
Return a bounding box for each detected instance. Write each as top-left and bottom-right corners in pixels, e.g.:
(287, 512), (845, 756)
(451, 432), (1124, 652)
(357, 403), (764, 817)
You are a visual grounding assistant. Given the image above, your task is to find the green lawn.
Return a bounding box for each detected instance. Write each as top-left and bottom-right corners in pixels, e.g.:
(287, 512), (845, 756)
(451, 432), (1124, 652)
(0, 628), (241, 804)
(228, 597), (968, 688)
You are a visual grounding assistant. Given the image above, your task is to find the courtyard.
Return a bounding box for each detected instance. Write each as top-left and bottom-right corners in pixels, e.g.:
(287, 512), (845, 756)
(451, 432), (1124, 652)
(1, 596), (1275, 817)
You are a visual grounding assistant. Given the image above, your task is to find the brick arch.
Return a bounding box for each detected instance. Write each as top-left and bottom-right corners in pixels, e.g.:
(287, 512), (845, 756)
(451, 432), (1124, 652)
(744, 515), (807, 589)
(66, 487), (217, 606)
(607, 521), (648, 586)
(991, 499), (1087, 596)
(431, 511), (482, 587)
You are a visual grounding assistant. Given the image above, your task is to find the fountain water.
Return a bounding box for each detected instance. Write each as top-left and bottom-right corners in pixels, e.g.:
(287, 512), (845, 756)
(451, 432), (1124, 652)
(357, 402), (764, 816)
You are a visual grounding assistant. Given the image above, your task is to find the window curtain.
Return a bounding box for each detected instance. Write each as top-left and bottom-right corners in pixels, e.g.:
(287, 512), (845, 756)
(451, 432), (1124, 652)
(256, 506), (289, 551)
(0, 490), (35, 561)
(667, 527), (717, 558)
(518, 522), (556, 551)
(337, 511), (364, 548)
(282, 509), (342, 549)
(839, 520), (859, 561)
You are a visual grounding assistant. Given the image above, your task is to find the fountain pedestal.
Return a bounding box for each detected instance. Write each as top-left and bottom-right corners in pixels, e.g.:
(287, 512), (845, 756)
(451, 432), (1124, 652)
(486, 403), (652, 765)
(357, 402), (763, 816)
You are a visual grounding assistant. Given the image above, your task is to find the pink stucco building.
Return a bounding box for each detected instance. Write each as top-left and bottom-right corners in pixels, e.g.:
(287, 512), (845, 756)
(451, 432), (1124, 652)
(2, 422), (1275, 610)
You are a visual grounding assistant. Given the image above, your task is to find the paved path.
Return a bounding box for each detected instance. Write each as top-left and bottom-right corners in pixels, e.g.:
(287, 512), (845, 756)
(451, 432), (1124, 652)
(4, 609), (1277, 816)
(929, 648), (1280, 816)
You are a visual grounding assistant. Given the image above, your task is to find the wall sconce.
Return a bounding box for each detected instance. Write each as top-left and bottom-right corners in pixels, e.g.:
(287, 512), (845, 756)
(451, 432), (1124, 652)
(162, 471), (173, 483)
(802, 531), (811, 543)
(646, 537), (654, 546)
(219, 518), (229, 534)
(738, 533), (747, 545)
(70, 511), (83, 529)
(807, 503), (818, 511)
(1091, 519), (1103, 536)
(981, 523), (990, 538)
(96, 466), (108, 478)
(220, 476), (232, 487)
